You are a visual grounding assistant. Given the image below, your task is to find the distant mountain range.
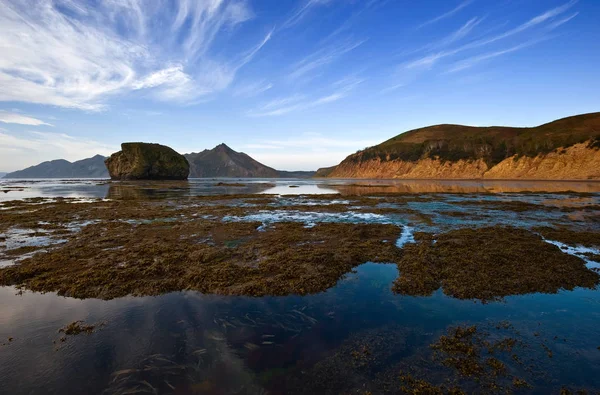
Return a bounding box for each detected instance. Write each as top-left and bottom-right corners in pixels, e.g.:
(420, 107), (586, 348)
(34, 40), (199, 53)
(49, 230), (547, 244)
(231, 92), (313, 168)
(0, 172), (6, 178)
(8, 112), (599, 181)
(325, 112), (600, 180)
(3, 144), (316, 179)
(3, 155), (109, 179)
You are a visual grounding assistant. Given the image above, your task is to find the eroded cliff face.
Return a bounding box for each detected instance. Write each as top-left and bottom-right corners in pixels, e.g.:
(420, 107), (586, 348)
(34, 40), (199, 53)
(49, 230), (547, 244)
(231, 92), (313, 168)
(483, 142), (600, 179)
(328, 142), (600, 180)
(329, 157), (488, 179)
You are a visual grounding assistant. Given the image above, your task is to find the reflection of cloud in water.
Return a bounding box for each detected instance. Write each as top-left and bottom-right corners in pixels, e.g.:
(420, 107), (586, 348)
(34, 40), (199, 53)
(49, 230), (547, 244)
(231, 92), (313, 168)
(543, 239), (600, 269)
(261, 184), (338, 195)
(396, 226), (415, 248)
(0, 179), (109, 201)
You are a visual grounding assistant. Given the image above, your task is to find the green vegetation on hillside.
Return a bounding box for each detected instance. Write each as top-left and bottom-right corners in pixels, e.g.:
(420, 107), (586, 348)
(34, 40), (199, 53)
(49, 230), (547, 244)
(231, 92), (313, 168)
(345, 112), (600, 166)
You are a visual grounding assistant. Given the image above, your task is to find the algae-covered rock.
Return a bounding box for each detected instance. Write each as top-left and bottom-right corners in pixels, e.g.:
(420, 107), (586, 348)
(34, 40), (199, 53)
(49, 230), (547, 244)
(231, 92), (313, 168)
(105, 143), (189, 180)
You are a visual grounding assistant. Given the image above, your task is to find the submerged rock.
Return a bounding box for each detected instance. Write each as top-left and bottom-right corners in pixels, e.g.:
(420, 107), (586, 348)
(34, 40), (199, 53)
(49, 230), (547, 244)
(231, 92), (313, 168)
(105, 143), (189, 180)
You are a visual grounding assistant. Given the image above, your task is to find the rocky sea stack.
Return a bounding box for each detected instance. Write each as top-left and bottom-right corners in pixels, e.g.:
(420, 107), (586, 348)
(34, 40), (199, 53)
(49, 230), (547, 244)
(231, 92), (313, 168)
(105, 143), (189, 180)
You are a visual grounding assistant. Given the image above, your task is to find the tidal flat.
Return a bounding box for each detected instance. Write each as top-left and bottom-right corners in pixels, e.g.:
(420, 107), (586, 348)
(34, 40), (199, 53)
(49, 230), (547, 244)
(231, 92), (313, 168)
(0, 178), (600, 394)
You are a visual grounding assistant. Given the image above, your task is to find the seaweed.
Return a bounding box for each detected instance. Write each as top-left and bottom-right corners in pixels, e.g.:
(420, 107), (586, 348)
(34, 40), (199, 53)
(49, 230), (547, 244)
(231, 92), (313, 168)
(59, 320), (100, 335)
(0, 220), (402, 299)
(393, 227), (600, 302)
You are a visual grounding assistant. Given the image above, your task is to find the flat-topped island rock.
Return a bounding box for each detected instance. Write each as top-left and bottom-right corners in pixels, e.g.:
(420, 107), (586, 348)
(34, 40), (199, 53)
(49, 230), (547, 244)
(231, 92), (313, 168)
(105, 142), (189, 180)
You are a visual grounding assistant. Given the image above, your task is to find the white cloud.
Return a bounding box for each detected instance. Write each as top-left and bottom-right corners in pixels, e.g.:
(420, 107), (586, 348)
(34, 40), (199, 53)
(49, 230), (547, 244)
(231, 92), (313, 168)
(288, 39), (366, 81)
(0, 0), (269, 110)
(380, 82), (407, 94)
(446, 38), (550, 73)
(546, 12), (579, 30)
(438, 17), (484, 47)
(281, 0), (334, 30)
(233, 80), (274, 98)
(418, 0), (473, 29)
(403, 0), (577, 70)
(0, 131), (116, 172)
(247, 77), (362, 117)
(0, 111), (53, 126)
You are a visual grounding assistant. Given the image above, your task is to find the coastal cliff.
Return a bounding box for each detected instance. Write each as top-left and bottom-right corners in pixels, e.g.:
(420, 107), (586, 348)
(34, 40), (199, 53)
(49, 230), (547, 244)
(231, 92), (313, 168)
(326, 113), (600, 180)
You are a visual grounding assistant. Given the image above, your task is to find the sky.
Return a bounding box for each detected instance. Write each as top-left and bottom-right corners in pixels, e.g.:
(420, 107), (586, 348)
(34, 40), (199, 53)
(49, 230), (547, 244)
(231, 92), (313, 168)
(0, 0), (599, 172)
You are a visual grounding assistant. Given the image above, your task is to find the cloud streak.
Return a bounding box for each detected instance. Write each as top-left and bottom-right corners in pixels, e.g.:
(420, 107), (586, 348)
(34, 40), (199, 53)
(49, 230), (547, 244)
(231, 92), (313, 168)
(288, 39), (366, 81)
(281, 0), (334, 30)
(418, 0), (473, 29)
(233, 80), (274, 98)
(403, 0), (577, 71)
(445, 38), (551, 73)
(247, 77), (363, 117)
(0, 111), (53, 126)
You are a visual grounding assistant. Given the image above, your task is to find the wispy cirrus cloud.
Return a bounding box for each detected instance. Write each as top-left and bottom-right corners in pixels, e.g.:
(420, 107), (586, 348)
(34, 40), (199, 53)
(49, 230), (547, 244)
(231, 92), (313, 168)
(445, 37), (551, 73)
(288, 39), (366, 82)
(438, 17), (484, 47)
(0, 111), (53, 126)
(233, 80), (274, 98)
(546, 12), (579, 30)
(0, 0), (270, 110)
(402, 0), (578, 71)
(418, 0), (473, 29)
(281, 0), (334, 30)
(247, 77), (363, 117)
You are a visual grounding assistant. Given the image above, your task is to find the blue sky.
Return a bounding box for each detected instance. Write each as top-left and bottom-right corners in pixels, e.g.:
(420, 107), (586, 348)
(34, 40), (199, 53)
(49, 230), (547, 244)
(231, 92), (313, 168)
(0, 0), (599, 172)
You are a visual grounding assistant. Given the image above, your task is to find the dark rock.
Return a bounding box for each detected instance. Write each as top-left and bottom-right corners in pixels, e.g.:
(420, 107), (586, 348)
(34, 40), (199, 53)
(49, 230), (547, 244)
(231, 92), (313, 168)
(105, 143), (189, 180)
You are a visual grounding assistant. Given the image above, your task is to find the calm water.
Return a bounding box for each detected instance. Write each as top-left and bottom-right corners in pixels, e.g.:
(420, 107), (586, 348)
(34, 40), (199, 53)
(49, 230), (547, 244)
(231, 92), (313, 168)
(3, 177), (600, 202)
(1, 178), (600, 394)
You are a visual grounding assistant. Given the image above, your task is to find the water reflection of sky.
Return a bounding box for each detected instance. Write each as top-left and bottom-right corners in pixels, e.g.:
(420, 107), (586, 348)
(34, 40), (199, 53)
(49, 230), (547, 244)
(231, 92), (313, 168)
(1, 263), (599, 394)
(260, 184), (338, 195)
(3, 178), (600, 202)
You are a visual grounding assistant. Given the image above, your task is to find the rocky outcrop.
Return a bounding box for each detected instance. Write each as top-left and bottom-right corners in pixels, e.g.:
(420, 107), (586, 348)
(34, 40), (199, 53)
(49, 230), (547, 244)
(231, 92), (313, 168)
(327, 113), (600, 180)
(105, 143), (189, 180)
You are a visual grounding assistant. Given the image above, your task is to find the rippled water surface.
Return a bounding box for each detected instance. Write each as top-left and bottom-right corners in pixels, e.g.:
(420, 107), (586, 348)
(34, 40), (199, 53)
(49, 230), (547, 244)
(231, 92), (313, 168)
(1, 178), (599, 394)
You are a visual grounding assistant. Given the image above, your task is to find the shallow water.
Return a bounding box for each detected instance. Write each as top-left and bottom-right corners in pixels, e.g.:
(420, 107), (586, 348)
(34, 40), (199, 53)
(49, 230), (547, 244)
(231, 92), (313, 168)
(1, 263), (599, 394)
(1, 178), (600, 394)
(3, 177), (600, 202)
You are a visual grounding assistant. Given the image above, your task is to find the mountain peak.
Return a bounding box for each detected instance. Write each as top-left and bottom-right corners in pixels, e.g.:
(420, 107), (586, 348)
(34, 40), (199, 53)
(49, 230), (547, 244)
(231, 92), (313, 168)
(214, 143), (233, 152)
(184, 143), (279, 178)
